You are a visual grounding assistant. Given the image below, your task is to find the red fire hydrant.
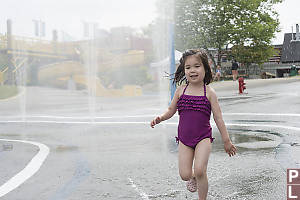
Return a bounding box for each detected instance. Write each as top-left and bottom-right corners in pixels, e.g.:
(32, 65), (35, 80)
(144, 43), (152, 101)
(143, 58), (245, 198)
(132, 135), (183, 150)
(238, 77), (246, 94)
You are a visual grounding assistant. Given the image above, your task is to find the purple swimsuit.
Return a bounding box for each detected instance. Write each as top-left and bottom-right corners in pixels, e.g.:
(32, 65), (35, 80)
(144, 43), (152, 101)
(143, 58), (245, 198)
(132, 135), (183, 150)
(176, 84), (214, 149)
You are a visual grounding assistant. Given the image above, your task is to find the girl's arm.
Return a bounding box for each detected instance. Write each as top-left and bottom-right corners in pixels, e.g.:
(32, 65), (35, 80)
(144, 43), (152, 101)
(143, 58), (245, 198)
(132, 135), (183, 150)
(209, 87), (236, 157)
(150, 85), (182, 128)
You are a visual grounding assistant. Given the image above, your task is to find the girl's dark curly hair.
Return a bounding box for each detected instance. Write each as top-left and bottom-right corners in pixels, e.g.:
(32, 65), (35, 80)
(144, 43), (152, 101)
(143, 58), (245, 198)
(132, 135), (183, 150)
(173, 49), (213, 86)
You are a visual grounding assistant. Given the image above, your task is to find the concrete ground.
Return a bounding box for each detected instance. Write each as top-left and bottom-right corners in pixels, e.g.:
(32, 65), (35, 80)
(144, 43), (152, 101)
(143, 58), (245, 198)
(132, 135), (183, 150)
(0, 76), (299, 200)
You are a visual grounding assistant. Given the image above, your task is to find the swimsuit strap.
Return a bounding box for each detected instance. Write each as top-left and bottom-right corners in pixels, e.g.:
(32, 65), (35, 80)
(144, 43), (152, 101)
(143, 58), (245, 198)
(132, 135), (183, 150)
(204, 84), (206, 97)
(182, 83), (189, 95)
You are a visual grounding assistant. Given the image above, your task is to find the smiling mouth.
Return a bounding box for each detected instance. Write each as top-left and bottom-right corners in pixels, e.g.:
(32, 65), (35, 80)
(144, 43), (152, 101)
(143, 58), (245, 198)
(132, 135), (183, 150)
(190, 75), (198, 78)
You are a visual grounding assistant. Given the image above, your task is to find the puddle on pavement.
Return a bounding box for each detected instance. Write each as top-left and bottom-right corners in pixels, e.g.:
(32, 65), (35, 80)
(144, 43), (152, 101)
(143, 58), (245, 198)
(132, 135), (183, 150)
(214, 128), (282, 152)
(168, 128), (281, 153)
(229, 120), (282, 123)
(228, 128), (282, 138)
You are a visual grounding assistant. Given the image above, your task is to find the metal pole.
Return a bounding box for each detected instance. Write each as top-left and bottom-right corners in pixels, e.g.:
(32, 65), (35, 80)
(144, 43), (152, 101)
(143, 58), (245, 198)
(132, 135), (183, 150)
(169, 23), (176, 104)
(7, 19), (12, 49)
(6, 19), (14, 85)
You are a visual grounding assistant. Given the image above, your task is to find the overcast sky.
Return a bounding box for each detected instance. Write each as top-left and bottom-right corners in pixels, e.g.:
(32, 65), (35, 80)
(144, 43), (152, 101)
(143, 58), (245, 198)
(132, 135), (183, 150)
(272, 0), (300, 44)
(0, 0), (299, 44)
(0, 0), (157, 40)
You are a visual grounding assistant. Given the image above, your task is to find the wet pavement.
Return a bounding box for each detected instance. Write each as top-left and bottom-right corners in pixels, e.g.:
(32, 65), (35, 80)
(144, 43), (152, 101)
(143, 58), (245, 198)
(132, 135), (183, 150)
(0, 77), (299, 199)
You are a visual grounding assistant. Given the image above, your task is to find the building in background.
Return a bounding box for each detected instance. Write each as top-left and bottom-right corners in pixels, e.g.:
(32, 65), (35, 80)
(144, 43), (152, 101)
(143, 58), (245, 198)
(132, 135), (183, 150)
(209, 24), (300, 78)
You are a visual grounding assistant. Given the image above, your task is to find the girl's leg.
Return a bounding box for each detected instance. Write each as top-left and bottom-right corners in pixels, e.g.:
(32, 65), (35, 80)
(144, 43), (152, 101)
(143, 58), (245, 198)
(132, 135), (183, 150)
(194, 138), (212, 200)
(232, 70), (237, 81)
(178, 141), (194, 181)
(217, 73), (220, 81)
(234, 70), (238, 80)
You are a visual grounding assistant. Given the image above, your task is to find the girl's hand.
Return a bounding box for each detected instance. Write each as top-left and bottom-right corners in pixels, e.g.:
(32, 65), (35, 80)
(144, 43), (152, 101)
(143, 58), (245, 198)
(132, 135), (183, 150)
(224, 140), (237, 157)
(150, 116), (162, 128)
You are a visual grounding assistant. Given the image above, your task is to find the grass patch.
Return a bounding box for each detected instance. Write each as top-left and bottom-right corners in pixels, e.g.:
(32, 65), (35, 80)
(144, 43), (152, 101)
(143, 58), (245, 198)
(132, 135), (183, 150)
(0, 85), (18, 99)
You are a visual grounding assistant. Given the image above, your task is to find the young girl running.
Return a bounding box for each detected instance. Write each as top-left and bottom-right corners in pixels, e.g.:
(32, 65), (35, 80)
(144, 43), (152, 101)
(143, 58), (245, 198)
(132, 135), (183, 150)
(150, 49), (236, 200)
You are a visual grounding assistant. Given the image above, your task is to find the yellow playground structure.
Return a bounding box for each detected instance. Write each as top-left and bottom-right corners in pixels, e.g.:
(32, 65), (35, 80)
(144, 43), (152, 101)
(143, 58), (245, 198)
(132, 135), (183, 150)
(0, 23), (144, 97)
(38, 61), (142, 97)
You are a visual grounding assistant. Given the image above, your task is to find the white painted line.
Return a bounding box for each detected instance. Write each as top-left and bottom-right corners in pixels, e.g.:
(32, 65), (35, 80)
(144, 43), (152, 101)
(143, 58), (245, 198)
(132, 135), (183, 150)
(0, 120), (149, 124)
(224, 123), (300, 131)
(219, 96), (251, 99)
(1, 112), (300, 121)
(0, 139), (50, 198)
(163, 122), (300, 132)
(0, 115), (157, 119)
(223, 113), (300, 117)
(143, 108), (161, 111)
(128, 178), (150, 200)
(0, 119), (300, 130)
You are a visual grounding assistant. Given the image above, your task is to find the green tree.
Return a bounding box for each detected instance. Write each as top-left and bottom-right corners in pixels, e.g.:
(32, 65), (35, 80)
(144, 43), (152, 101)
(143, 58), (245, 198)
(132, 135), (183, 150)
(231, 44), (276, 74)
(175, 0), (282, 68)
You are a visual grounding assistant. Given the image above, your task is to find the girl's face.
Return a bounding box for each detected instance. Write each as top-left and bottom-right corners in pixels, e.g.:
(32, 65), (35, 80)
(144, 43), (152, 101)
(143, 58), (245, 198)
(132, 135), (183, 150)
(184, 55), (205, 84)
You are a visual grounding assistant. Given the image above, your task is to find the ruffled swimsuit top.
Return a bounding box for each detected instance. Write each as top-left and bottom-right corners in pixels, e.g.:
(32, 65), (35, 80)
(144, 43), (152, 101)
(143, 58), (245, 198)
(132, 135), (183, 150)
(176, 83), (214, 148)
